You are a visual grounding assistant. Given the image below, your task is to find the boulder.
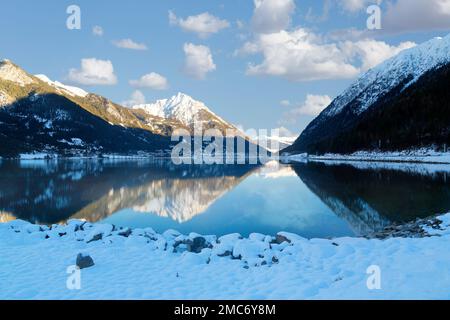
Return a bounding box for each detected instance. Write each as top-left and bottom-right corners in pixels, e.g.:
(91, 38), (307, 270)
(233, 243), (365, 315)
(76, 253), (95, 269)
(186, 236), (209, 253)
(273, 234), (290, 244)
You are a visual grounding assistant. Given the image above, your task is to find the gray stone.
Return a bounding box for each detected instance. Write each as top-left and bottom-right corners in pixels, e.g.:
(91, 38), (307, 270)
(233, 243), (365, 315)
(76, 253), (95, 269)
(273, 234), (291, 245)
(86, 233), (102, 243)
(186, 236), (209, 253)
(118, 228), (132, 237)
(217, 250), (232, 257)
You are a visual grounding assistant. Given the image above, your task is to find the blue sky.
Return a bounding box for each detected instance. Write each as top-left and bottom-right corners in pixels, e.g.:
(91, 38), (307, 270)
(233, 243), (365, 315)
(1, 0), (449, 136)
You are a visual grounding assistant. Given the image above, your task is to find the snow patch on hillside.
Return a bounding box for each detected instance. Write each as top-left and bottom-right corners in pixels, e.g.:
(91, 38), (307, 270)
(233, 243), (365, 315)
(0, 90), (13, 107)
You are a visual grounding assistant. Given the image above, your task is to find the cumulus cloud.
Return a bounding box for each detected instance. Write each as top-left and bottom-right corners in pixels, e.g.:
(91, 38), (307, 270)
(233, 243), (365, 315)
(112, 38), (148, 50)
(242, 29), (360, 81)
(251, 0), (296, 33)
(169, 11), (230, 38)
(338, 0), (450, 33)
(183, 43), (216, 79)
(341, 39), (416, 70)
(92, 26), (103, 36)
(129, 72), (169, 90)
(68, 58), (117, 86)
(280, 94), (333, 125)
(122, 90), (146, 107)
(384, 0), (450, 33)
(239, 28), (415, 81)
(294, 94), (333, 116)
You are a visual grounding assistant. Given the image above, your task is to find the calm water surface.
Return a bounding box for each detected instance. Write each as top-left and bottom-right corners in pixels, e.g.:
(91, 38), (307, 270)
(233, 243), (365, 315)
(1, 159), (449, 238)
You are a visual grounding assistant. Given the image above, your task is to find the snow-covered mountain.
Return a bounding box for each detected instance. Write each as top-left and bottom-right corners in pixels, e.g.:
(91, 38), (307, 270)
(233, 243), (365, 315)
(0, 59), (175, 157)
(132, 92), (244, 136)
(253, 135), (296, 153)
(284, 34), (450, 155)
(0, 60), (262, 157)
(322, 36), (450, 118)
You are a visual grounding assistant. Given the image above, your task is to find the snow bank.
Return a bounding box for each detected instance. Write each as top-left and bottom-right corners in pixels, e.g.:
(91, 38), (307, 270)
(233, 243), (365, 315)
(0, 214), (449, 299)
(288, 149), (450, 165)
(19, 153), (58, 160)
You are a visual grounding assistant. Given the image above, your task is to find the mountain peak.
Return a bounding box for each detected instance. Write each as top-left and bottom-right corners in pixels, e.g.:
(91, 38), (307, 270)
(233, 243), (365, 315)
(173, 92), (194, 100)
(167, 92), (208, 110)
(131, 92), (241, 134)
(0, 59), (34, 87)
(132, 93), (213, 126)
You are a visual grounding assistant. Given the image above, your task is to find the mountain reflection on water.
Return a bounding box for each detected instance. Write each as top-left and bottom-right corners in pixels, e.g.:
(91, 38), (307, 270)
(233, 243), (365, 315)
(0, 159), (449, 238)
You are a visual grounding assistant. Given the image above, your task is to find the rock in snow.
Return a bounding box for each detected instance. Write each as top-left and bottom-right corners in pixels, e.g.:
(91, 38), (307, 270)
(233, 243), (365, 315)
(76, 253), (95, 269)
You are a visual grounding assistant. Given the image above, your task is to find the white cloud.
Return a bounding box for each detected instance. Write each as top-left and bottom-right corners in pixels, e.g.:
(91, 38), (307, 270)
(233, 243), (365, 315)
(280, 100), (291, 106)
(275, 126), (297, 138)
(294, 94), (333, 116)
(129, 72), (169, 90)
(384, 0), (450, 33)
(169, 11), (230, 38)
(92, 26), (103, 36)
(251, 0), (296, 33)
(339, 0), (374, 13)
(242, 29), (360, 81)
(122, 90), (146, 107)
(305, 0), (331, 23)
(112, 38), (148, 50)
(338, 0), (450, 33)
(183, 43), (216, 79)
(280, 94), (332, 125)
(341, 39), (416, 71)
(239, 28), (415, 81)
(68, 58), (117, 86)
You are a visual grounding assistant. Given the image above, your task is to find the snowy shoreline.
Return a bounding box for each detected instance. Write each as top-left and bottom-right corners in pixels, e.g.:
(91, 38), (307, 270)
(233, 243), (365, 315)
(1, 214), (450, 300)
(286, 149), (450, 165)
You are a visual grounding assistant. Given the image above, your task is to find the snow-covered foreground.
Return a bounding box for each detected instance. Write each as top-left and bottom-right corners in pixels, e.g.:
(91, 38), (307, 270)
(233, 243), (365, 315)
(288, 149), (450, 165)
(0, 215), (449, 300)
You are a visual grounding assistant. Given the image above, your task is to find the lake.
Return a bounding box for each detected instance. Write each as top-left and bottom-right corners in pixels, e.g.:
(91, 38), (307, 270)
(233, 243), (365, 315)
(1, 159), (449, 238)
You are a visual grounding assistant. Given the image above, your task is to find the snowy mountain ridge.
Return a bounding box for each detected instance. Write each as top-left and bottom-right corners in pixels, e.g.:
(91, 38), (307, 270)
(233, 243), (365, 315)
(0, 60), (88, 98)
(322, 34), (450, 119)
(35, 74), (88, 98)
(132, 92), (238, 131)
